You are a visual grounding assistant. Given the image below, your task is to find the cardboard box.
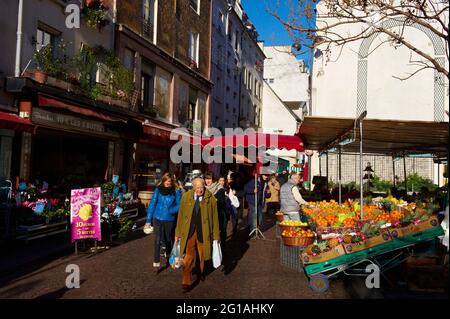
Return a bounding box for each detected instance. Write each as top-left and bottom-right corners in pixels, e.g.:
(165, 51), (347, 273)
(343, 230), (392, 254)
(302, 245), (346, 265)
(389, 216), (440, 239)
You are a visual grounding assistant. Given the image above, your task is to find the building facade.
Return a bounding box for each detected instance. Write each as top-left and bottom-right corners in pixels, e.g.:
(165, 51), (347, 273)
(115, 0), (213, 190)
(210, 0), (264, 132)
(309, 0), (449, 187)
(1, 0), (124, 190)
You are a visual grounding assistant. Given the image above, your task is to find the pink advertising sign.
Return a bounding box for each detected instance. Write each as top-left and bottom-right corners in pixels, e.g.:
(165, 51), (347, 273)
(70, 187), (102, 242)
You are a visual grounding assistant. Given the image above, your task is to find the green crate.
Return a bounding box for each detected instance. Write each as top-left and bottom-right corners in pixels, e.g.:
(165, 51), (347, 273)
(391, 226), (444, 249)
(304, 226), (444, 276)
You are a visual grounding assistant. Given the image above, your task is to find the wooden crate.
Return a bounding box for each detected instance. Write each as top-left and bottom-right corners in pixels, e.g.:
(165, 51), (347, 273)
(389, 216), (440, 239)
(343, 229), (392, 254)
(302, 245), (346, 265)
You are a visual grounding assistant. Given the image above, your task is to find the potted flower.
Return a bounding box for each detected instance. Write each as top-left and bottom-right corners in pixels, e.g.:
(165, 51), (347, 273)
(32, 45), (54, 83)
(82, 0), (110, 29)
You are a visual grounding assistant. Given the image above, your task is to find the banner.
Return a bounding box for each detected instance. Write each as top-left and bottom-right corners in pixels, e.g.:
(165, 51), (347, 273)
(70, 187), (102, 242)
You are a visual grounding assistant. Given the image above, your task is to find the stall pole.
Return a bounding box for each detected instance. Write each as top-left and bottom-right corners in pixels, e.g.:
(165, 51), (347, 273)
(437, 161), (440, 188)
(326, 152), (329, 180)
(360, 120), (363, 219)
(392, 156), (396, 187)
(319, 154), (322, 176)
(249, 173), (265, 239)
(338, 146), (342, 204)
(357, 111), (367, 220)
(403, 155), (408, 192)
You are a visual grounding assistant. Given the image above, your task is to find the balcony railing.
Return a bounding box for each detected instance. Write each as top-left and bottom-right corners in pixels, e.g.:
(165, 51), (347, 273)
(142, 19), (154, 42)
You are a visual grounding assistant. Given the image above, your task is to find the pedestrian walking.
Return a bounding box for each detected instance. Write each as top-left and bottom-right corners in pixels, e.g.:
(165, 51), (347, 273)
(266, 175), (281, 216)
(205, 173), (228, 244)
(144, 173), (182, 274)
(175, 178), (220, 292)
(280, 173), (308, 221)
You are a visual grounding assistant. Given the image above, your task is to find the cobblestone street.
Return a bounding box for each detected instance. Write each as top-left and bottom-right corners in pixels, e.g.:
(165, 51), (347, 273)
(0, 219), (351, 299)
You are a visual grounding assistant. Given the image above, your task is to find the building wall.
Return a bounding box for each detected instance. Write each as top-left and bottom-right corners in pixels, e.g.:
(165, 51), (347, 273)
(308, 1), (448, 187)
(116, 0), (213, 130)
(0, 0), (114, 109)
(311, 2), (449, 120)
(240, 29), (264, 128)
(210, 0), (242, 131)
(262, 45), (309, 107)
(262, 81), (299, 163)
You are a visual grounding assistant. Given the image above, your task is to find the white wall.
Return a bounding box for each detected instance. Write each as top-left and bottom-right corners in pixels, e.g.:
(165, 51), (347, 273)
(262, 81), (298, 162)
(311, 2), (449, 121)
(308, 1), (448, 187)
(263, 45), (309, 104)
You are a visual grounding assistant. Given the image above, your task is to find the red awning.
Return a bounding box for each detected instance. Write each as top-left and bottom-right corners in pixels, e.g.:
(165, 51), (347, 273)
(194, 132), (304, 151)
(38, 95), (126, 123)
(0, 111), (35, 133)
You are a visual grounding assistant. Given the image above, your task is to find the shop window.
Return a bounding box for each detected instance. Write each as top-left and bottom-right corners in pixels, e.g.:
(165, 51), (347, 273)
(178, 80), (190, 126)
(123, 48), (135, 73)
(142, 0), (156, 43)
(188, 32), (199, 65)
(140, 59), (155, 115)
(153, 68), (171, 120)
(190, 0), (200, 15)
(134, 145), (168, 191)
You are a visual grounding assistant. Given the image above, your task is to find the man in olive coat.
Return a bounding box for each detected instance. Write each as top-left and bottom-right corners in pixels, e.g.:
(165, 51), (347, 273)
(175, 178), (220, 292)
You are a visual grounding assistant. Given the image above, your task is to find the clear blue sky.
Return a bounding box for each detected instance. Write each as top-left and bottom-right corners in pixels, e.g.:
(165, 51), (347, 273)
(241, 0), (311, 65)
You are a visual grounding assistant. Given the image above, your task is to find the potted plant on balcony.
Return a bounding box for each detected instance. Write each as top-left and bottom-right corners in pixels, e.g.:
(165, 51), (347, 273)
(32, 45), (54, 83)
(189, 58), (198, 70)
(82, 0), (110, 29)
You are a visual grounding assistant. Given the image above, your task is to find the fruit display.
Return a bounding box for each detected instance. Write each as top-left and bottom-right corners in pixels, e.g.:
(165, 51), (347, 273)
(275, 211), (284, 216)
(281, 228), (315, 238)
(279, 220), (308, 227)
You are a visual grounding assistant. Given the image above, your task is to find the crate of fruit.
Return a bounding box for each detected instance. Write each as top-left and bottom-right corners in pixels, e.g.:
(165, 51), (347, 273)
(301, 237), (347, 264)
(389, 216), (440, 239)
(275, 211), (284, 222)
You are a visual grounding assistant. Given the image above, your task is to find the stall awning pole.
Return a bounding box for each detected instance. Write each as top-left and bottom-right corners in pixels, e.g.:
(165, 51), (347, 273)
(403, 155), (408, 191)
(338, 146), (342, 204)
(392, 155), (396, 187)
(357, 111), (367, 220)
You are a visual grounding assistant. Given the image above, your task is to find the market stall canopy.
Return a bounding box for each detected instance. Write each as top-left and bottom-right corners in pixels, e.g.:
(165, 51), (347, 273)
(194, 132), (305, 152)
(298, 116), (449, 157)
(0, 111), (35, 133)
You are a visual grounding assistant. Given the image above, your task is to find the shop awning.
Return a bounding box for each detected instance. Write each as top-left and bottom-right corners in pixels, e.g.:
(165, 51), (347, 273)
(299, 116), (449, 157)
(38, 95), (127, 123)
(0, 111), (35, 133)
(195, 132), (305, 151)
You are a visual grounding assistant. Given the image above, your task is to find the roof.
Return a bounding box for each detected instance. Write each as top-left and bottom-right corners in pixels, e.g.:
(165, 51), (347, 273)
(298, 116), (449, 157)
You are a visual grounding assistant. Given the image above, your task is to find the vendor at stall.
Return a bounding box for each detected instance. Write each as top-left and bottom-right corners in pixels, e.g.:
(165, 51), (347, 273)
(280, 173), (308, 221)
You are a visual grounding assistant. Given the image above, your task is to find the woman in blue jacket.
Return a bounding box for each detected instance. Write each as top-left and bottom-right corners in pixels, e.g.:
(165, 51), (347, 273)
(144, 172), (181, 274)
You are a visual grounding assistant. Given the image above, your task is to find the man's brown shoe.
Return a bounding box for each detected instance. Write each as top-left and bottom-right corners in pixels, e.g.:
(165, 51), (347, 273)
(153, 267), (160, 274)
(182, 284), (190, 293)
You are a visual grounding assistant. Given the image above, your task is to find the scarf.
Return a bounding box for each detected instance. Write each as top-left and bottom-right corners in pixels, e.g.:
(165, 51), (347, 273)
(158, 186), (175, 196)
(206, 182), (222, 195)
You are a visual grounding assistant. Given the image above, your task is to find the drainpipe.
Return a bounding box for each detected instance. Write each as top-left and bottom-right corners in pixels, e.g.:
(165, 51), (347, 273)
(15, 0), (24, 77)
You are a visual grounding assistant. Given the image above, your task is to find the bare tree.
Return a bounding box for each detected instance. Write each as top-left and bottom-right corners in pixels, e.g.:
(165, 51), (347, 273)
(268, 0), (449, 80)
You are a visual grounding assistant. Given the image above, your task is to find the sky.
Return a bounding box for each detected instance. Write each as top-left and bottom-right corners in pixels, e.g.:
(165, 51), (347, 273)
(241, 0), (311, 64)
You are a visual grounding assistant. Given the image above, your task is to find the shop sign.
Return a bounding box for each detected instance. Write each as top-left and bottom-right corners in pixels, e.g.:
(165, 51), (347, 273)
(70, 187), (102, 242)
(33, 108), (106, 133)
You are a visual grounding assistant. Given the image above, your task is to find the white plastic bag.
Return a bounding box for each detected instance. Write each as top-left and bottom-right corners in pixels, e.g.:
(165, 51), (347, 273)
(169, 239), (182, 269)
(212, 240), (222, 269)
(228, 190), (240, 208)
